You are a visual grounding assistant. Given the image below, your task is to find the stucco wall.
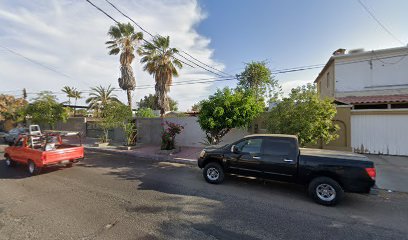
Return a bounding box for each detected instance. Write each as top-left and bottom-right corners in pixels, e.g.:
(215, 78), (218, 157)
(322, 106), (352, 151)
(136, 117), (250, 147)
(54, 117), (87, 134)
(316, 62), (335, 98)
(335, 53), (408, 97)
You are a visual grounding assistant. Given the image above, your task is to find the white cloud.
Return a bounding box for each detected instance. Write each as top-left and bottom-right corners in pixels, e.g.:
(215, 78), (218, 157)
(0, 0), (225, 110)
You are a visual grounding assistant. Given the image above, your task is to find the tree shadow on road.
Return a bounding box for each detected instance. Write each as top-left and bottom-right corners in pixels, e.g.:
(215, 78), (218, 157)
(77, 150), (406, 239)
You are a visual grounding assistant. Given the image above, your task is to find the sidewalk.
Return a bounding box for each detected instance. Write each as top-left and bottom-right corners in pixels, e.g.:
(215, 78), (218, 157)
(83, 138), (201, 166)
(366, 154), (408, 193)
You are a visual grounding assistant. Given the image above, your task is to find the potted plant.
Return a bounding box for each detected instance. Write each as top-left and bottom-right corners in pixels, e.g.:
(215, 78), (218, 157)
(119, 121), (138, 150)
(159, 121), (184, 154)
(95, 102), (131, 148)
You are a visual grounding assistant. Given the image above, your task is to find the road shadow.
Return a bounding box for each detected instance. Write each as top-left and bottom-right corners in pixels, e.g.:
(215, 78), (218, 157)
(0, 159), (69, 179)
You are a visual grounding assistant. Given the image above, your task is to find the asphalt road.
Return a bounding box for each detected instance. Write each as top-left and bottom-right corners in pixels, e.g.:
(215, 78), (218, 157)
(1, 151), (408, 240)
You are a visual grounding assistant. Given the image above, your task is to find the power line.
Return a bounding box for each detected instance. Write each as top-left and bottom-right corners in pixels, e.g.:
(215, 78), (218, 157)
(357, 0), (404, 45)
(85, 0), (118, 24)
(0, 45), (72, 79)
(103, 0), (231, 77)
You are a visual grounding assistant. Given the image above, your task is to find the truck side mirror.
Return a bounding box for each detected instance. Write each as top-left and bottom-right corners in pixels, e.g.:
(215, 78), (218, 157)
(231, 145), (239, 153)
(8, 142), (13, 146)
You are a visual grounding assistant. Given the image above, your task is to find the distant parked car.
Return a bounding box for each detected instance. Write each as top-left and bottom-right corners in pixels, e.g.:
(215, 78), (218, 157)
(4, 125), (41, 145)
(0, 131), (7, 143)
(4, 128), (28, 144)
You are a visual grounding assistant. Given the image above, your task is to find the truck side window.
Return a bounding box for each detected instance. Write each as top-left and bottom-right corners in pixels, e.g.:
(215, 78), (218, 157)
(262, 139), (291, 156)
(236, 138), (262, 154)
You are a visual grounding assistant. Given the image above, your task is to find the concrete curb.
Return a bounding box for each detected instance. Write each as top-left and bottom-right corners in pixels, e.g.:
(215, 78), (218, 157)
(84, 147), (197, 166)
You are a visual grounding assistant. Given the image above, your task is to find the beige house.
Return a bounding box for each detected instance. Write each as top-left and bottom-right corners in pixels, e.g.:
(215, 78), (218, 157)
(315, 46), (408, 155)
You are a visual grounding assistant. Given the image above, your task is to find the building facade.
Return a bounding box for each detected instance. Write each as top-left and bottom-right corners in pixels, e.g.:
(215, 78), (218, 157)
(315, 46), (408, 155)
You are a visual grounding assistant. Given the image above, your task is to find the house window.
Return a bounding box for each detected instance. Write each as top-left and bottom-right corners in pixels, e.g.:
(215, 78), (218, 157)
(391, 103), (408, 109)
(326, 72), (330, 88)
(354, 104), (388, 109)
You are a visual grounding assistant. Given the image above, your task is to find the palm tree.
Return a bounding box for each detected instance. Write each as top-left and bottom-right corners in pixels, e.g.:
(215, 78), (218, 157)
(138, 35), (182, 116)
(62, 86), (75, 106)
(72, 90), (82, 116)
(106, 22), (143, 110)
(86, 85), (120, 115)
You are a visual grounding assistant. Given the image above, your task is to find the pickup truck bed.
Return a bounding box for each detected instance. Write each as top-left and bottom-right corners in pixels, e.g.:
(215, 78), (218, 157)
(4, 134), (84, 175)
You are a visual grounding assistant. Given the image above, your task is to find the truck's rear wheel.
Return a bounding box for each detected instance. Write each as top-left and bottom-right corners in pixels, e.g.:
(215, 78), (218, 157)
(308, 177), (344, 206)
(5, 156), (15, 167)
(203, 162), (224, 184)
(27, 161), (41, 176)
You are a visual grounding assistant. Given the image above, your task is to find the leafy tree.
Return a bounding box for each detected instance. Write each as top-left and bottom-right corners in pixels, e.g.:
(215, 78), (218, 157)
(86, 85), (120, 113)
(135, 108), (157, 118)
(25, 91), (69, 129)
(75, 109), (88, 116)
(237, 61), (281, 102)
(190, 102), (202, 112)
(267, 84), (339, 146)
(198, 88), (264, 145)
(98, 101), (132, 143)
(139, 35), (182, 116)
(137, 93), (178, 111)
(106, 22), (143, 109)
(0, 94), (28, 122)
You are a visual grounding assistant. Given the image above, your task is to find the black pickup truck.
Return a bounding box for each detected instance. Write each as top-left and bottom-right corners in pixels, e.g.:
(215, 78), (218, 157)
(198, 134), (376, 206)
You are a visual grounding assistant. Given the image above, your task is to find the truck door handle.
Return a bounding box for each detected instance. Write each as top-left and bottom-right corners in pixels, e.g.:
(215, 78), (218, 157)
(283, 159), (294, 162)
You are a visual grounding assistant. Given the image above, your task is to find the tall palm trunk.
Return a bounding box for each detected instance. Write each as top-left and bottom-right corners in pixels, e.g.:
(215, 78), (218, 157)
(126, 89), (132, 110)
(119, 65), (136, 110)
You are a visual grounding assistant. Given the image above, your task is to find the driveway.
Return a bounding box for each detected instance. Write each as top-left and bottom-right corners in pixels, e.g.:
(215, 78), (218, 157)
(1, 151), (408, 240)
(367, 154), (408, 192)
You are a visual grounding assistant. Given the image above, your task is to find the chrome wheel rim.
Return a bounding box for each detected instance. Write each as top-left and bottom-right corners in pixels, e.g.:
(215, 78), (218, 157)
(316, 183), (336, 201)
(28, 162), (35, 174)
(5, 158), (11, 166)
(207, 167), (219, 181)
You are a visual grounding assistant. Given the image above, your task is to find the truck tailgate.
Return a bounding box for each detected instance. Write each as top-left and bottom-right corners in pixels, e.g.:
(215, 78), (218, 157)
(42, 146), (84, 165)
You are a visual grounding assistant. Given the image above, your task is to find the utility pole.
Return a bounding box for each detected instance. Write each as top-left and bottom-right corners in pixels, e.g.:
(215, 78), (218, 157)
(23, 88), (27, 126)
(23, 88), (27, 100)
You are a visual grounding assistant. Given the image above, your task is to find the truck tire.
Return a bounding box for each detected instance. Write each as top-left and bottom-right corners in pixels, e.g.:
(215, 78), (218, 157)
(27, 160), (41, 176)
(203, 162), (224, 184)
(308, 177), (344, 206)
(5, 156), (16, 167)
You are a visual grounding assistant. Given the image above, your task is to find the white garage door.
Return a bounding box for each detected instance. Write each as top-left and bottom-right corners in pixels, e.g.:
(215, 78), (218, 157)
(351, 114), (408, 156)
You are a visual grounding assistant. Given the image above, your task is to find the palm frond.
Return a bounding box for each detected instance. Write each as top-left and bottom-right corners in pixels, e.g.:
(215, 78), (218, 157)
(109, 48), (120, 55)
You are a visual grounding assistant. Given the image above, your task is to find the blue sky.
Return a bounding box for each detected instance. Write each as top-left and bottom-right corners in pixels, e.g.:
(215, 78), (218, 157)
(0, 0), (407, 110)
(197, 0), (408, 92)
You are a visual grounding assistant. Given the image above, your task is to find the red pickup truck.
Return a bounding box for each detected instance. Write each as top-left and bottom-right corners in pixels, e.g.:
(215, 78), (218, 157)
(4, 133), (84, 175)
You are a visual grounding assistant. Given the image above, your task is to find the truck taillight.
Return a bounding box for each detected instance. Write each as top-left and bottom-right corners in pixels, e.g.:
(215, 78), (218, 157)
(365, 168), (376, 180)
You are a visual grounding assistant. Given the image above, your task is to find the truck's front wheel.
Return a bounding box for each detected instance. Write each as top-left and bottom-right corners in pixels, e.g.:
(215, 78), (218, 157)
(203, 162), (224, 184)
(27, 161), (41, 176)
(5, 156), (15, 167)
(308, 177), (344, 206)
